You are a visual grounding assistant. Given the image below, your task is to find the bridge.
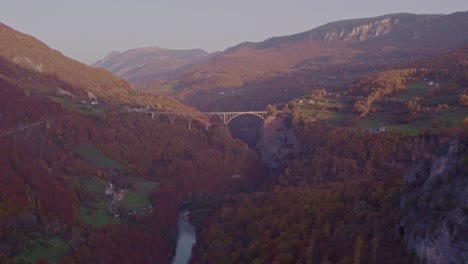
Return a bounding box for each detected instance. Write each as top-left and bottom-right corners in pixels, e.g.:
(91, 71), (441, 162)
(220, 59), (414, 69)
(141, 111), (268, 130)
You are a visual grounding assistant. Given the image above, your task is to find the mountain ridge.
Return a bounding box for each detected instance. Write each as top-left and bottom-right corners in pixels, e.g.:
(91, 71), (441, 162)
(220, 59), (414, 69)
(92, 46), (213, 82)
(0, 21), (132, 100)
(0, 22), (201, 112)
(143, 11), (468, 111)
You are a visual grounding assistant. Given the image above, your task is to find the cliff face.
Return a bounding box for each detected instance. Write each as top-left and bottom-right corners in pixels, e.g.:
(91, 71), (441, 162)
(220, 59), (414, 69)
(314, 17), (398, 41)
(257, 114), (301, 169)
(400, 138), (467, 264)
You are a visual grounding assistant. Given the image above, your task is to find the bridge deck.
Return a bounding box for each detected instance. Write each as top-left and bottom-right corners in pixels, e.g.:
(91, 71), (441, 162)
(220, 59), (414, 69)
(138, 110), (268, 128)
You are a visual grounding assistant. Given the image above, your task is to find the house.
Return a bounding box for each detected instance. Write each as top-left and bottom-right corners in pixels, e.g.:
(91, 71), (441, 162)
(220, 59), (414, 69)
(105, 182), (114, 195)
(370, 124), (386, 133)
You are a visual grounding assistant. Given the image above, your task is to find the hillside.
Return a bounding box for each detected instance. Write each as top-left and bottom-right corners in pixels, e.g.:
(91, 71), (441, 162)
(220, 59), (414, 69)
(275, 44), (468, 136)
(191, 128), (467, 263)
(0, 22), (132, 100)
(1, 12), (467, 264)
(187, 45), (468, 264)
(139, 12), (468, 111)
(0, 22), (270, 263)
(0, 22), (200, 113)
(92, 47), (212, 82)
(0, 84), (266, 263)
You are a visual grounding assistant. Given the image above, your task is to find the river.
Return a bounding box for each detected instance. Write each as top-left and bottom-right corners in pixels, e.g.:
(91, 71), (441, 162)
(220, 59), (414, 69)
(171, 209), (196, 264)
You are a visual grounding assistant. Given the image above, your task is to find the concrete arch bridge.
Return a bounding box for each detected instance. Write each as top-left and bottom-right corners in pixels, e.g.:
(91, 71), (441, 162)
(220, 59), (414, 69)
(142, 111), (268, 129)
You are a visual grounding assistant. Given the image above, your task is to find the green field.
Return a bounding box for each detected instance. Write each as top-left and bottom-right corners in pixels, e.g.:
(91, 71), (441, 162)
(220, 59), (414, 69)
(359, 112), (395, 129)
(421, 95), (457, 106)
(12, 237), (68, 264)
(74, 142), (127, 169)
(397, 80), (432, 100)
(77, 176), (158, 225)
(360, 107), (466, 136)
(78, 205), (120, 227)
(300, 109), (334, 121)
(437, 108), (467, 127)
(48, 96), (107, 114)
(121, 191), (151, 211)
(121, 180), (158, 211)
(78, 177), (120, 226)
(74, 142), (159, 225)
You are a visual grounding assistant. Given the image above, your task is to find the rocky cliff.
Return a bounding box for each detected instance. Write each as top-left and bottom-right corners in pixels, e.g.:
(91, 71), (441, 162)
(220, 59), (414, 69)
(313, 16), (398, 41)
(400, 138), (467, 263)
(257, 114), (301, 169)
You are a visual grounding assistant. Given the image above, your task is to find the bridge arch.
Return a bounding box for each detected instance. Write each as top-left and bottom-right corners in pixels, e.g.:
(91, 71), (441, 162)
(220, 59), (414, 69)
(224, 112), (266, 125)
(203, 112), (267, 125)
(141, 110), (267, 129)
(205, 113), (224, 124)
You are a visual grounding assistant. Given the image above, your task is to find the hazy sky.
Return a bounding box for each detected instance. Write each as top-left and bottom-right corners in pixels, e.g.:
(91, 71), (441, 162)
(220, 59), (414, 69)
(1, 1), (466, 64)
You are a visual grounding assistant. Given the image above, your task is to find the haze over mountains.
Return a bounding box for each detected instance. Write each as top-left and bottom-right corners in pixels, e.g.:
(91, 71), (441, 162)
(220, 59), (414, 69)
(94, 11), (468, 111)
(0, 22), (131, 100)
(0, 22), (199, 113)
(0, 17), (266, 263)
(92, 47), (213, 82)
(0, 6), (467, 264)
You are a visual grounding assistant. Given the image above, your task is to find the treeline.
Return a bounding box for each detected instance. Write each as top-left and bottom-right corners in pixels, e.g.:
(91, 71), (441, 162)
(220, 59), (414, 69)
(351, 45), (468, 118)
(0, 79), (267, 263)
(190, 120), (422, 263)
(191, 179), (417, 264)
(351, 69), (416, 118)
(94, 113), (266, 199)
(280, 123), (413, 185)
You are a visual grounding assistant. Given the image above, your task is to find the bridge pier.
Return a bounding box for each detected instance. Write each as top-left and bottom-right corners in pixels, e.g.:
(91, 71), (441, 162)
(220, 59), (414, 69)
(187, 117), (193, 130)
(167, 114), (176, 125)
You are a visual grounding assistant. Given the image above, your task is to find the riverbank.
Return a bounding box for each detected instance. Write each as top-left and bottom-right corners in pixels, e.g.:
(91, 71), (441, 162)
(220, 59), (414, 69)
(171, 209), (196, 264)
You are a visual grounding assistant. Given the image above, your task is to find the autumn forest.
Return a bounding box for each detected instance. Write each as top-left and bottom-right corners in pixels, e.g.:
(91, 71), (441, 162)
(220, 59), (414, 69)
(1, 10), (468, 264)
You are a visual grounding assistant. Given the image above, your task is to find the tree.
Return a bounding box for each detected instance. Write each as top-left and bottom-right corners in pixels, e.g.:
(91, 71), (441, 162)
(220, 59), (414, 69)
(353, 236), (363, 264)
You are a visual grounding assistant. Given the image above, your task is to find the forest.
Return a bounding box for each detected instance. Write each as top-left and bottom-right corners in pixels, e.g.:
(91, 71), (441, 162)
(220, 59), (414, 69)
(0, 73), (267, 263)
(0, 16), (467, 264)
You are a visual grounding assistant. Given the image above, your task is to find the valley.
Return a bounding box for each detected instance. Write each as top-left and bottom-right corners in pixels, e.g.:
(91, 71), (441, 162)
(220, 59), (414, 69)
(0, 9), (467, 264)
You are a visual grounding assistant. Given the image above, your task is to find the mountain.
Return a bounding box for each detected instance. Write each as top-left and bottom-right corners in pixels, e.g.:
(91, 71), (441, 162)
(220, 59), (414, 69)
(0, 22), (267, 263)
(0, 22), (200, 112)
(92, 47), (213, 82)
(0, 22), (133, 100)
(187, 44), (468, 264)
(275, 44), (468, 135)
(139, 11), (468, 111)
(1, 17), (466, 263)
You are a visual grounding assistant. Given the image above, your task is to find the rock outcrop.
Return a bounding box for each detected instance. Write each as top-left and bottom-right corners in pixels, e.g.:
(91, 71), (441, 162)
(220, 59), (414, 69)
(257, 114), (301, 169)
(400, 138), (467, 264)
(314, 17), (398, 41)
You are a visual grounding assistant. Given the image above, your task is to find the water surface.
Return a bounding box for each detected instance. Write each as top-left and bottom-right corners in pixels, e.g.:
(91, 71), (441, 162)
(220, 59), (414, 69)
(172, 210), (196, 264)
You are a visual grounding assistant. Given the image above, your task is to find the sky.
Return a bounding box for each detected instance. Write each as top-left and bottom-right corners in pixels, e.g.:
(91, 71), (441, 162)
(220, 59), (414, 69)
(1, 1), (466, 64)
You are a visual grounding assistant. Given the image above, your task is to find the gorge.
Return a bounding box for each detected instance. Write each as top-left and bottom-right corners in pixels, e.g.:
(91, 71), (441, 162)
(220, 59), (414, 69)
(0, 10), (467, 264)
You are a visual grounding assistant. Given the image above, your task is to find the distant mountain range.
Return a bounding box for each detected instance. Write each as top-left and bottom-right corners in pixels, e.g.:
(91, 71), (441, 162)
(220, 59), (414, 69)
(0, 22), (194, 112)
(0, 20), (267, 264)
(93, 11), (468, 111)
(92, 47), (213, 82)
